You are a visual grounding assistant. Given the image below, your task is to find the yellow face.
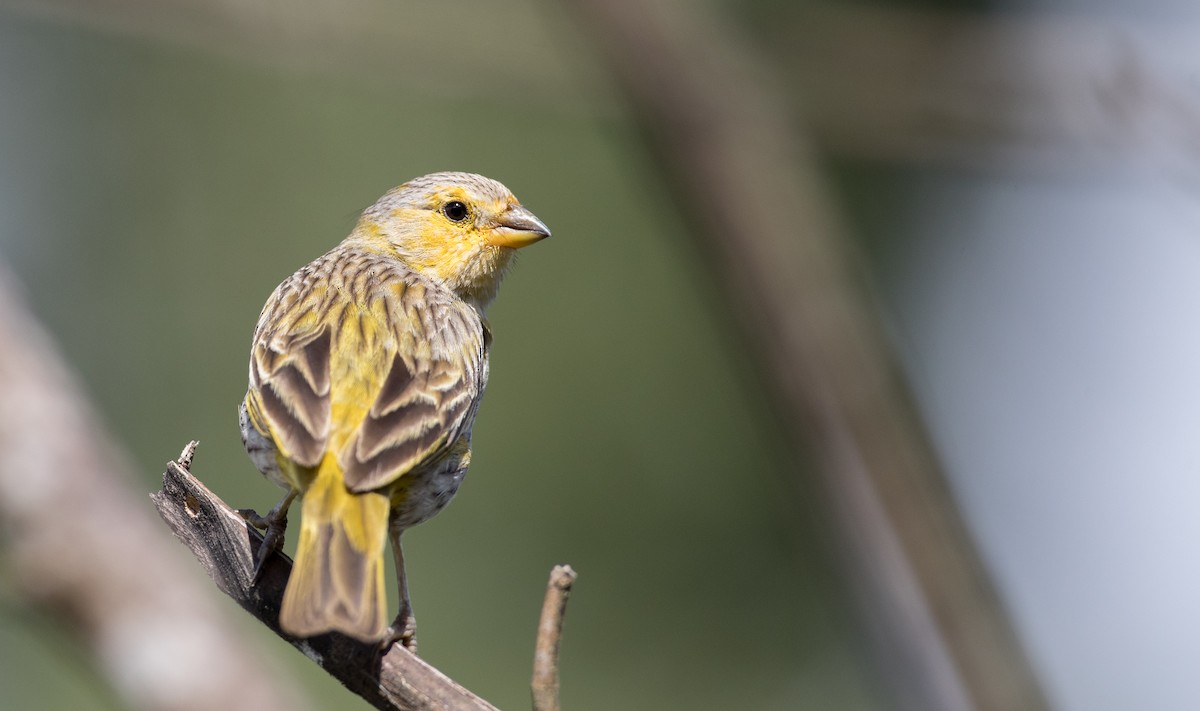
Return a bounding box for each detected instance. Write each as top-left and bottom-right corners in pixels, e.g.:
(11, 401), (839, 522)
(353, 172), (549, 306)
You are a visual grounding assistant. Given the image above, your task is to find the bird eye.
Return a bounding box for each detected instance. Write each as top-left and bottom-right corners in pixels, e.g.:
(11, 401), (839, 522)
(443, 200), (469, 223)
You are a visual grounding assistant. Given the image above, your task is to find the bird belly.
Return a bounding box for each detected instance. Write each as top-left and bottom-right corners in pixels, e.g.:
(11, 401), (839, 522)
(240, 398), (291, 490)
(389, 435), (472, 530)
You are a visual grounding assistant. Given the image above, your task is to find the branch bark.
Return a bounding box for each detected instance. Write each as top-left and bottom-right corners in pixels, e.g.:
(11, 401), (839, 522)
(0, 267), (309, 711)
(561, 2), (1049, 711)
(152, 444), (501, 711)
(531, 565), (576, 711)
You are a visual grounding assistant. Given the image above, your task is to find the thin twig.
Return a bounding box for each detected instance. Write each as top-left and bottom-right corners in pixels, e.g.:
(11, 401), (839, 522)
(561, 2), (1049, 710)
(151, 445), (500, 711)
(531, 565), (576, 711)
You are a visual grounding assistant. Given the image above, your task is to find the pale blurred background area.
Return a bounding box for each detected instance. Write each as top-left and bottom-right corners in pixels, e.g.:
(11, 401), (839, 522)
(0, 0), (1198, 710)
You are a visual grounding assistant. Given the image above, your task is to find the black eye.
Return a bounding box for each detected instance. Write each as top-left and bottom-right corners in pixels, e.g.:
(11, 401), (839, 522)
(443, 200), (469, 222)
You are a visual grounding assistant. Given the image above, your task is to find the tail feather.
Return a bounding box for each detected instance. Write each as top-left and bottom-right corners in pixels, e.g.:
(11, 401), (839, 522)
(280, 455), (390, 642)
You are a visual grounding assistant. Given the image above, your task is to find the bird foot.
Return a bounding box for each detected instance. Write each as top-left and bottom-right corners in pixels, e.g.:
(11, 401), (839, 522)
(237, 506), (288, 582)
(379, 613), (418, 655)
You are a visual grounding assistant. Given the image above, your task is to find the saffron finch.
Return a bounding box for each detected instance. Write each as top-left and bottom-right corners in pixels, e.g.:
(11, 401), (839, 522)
(238, 171), (549, 648)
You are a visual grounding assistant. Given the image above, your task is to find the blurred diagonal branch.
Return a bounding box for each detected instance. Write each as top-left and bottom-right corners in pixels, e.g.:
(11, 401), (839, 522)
(778, 5), (1200, 174)
(0, 265), (310, 711)
(153, 449), (501, 711)
(562, 2), (1048, 711)
(0, 0), (578, 108)
(5, 0), (1199, 173)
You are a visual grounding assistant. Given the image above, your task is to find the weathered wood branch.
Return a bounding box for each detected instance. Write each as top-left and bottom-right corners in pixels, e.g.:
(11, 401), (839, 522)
(0, 267), (309, 711)
(562, 1), (1049, 711)
(152, 444), (502, 711)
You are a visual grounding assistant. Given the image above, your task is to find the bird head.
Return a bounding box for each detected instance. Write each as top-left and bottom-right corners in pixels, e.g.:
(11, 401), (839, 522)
(352, 171), (550, 308)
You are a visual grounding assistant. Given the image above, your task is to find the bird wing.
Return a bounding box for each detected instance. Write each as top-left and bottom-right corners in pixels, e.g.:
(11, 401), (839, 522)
(339, 277), (485, 493)
(246, 271), (336, 469)
(247, 252), (485, 492)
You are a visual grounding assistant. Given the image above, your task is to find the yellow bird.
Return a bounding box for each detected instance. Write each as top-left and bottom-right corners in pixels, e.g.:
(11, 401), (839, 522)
(238, 172), (548, 648)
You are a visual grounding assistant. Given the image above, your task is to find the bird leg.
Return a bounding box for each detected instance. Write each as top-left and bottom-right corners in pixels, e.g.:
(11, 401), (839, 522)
(380, 525), (418, 653)
(237, 490), (297, 582)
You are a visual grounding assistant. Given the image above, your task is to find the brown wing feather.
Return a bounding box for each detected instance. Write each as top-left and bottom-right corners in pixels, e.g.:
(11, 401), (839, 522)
(340, 285), (484, 494)
(248, 277), (335, 469)
(343, 352), (476, 492)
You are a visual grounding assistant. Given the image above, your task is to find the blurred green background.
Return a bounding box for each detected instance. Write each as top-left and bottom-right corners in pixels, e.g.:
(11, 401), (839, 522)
(0, 3), (882, 709)
(4, 2), (1197, 710)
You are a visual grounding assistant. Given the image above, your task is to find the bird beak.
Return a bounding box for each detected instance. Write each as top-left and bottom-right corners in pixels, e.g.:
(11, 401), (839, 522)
(488, 205), (551, 249)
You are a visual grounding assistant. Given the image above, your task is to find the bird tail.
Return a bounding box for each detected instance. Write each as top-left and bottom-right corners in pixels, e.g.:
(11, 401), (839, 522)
(279, 453), (390, 642)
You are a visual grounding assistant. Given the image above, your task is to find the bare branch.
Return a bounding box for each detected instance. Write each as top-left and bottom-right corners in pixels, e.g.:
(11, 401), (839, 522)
(561, 1), (1049, 711)
(0, 0), (577, 110)
(151, 448), (501, 711)
(0, 267), (309, 711)
(780, 6), (1200, 174)
(531, 565), (576, 711)
(6, 1), (1198, 173)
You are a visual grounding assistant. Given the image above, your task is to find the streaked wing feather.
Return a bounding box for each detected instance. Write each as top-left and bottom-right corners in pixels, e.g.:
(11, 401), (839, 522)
(249, 283), (335, 468)
(342, 300), (481, 493)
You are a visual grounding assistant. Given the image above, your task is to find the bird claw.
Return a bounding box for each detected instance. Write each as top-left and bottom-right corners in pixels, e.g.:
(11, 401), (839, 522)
(237, 506), (288, 582)
(380, 613), (418, 655)
(237, 507), (271, 529)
